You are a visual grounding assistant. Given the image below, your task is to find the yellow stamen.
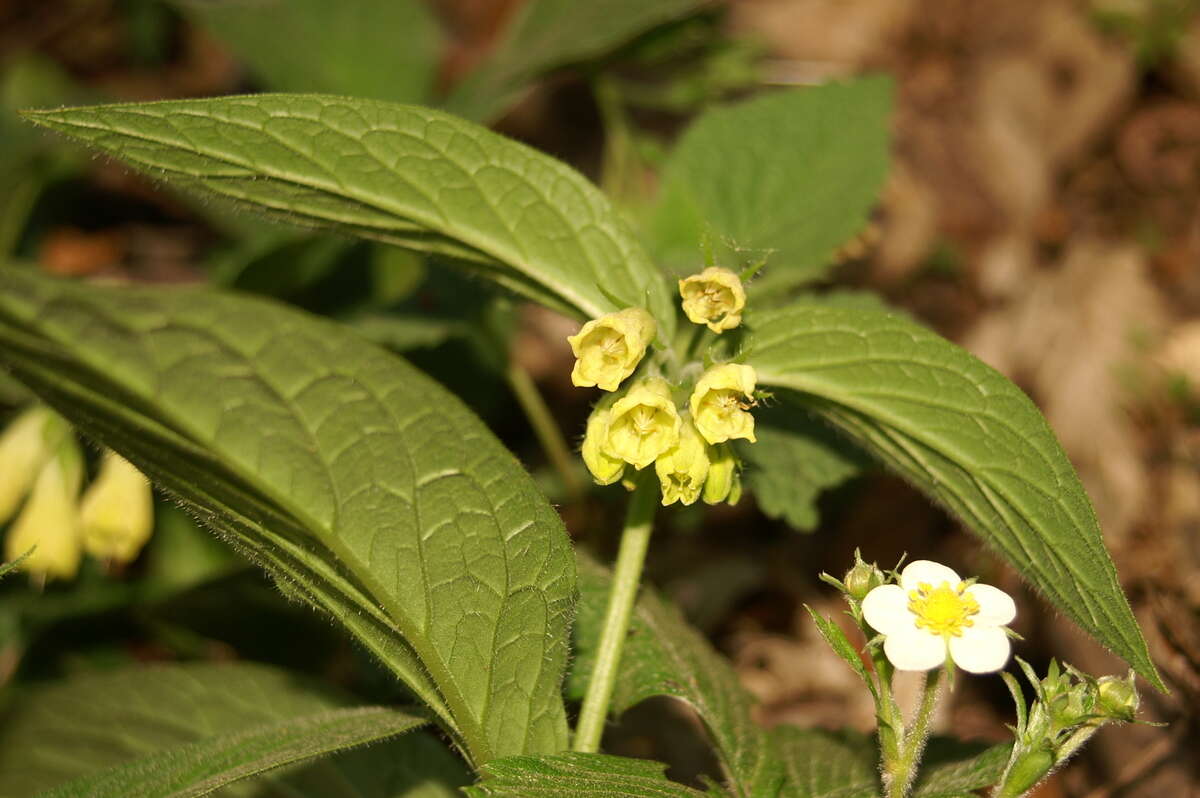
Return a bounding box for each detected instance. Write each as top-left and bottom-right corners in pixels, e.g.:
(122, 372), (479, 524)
(908, 580), (980, 637)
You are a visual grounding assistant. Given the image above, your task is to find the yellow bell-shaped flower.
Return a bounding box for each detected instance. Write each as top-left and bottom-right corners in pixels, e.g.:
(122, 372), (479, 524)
(689, 363), (758, 444)
(581, 398), (626, 486)
(678, 267), (746, 333)
(79, 451), (154, 564)
(655, 418), (710, 506)
(702, 443), (738, 505)
(5, 440), (84, 582)
(567, 308), (656, 391)
(0, 407), (65, 524)
(605, 377), (681, 470)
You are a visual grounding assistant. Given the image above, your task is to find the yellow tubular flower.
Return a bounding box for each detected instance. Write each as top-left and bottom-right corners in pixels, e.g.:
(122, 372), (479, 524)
(678, 267), (746, 333)
(79, 451), (155, 564)
(605, 377), (681, 470)
(567, 307), (657, 391)
(689, 363), (758, 444)
(0, 407), (63, 523)
(5, 440), (84, 582)
(655, 418), (710, 506)
(702, 443), (737, 505)
(581, 399), (625, 486)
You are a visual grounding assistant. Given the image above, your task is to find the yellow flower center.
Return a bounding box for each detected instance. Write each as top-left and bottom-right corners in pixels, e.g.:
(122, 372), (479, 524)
(593, 329), (628, 362)
(630, 406), (658, 437)
(908, 581), (980, 637)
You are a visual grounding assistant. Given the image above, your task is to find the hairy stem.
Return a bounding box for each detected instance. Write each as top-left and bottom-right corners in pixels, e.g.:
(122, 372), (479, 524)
(885, 668), (943, 798)
(573, 478), (658, 752)
(505, 361), (583, 502)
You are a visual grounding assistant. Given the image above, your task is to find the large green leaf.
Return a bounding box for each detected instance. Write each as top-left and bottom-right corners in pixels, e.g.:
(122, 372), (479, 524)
(465, 753), (710, 798)
(771, 728), (878, 798)
(445, 0), (711, 123)
(176, 0), (440, 103)
(21, 95), (675, 335)
(911, 739), (1011, 798)
(649, 80), (890, 290)
(571, 554), (781, 797)
(744, 305), (1162, 689)
(0, 268), (576, 764)
(0, 662), (467, 798)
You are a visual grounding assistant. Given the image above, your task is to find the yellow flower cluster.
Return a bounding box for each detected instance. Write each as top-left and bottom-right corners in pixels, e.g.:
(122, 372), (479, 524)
(567, 266), (758, 506)
(1, 407), (155, 582)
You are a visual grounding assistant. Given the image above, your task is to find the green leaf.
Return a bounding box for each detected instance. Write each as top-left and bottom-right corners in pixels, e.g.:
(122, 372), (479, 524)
(176, 0), (440, 103)
(445, 0), (710, 123)
(911, 739), (1012, 797)
(465, 753), (710, 798)
(744, 305), (1163, 689)
(649, 80), (891, 290)
(771, 727), (878, 798)
(736, 400), (868, 532)
(572, 554), (782, 798)
(0, 662), (467, 798)
(803, 607), (874, 697)
(21, 94), (675, 336)
(0, 268), (577, 764)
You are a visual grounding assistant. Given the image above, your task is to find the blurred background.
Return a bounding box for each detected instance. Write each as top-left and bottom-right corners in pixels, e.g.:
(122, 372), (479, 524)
(0, 0), (1198, 795)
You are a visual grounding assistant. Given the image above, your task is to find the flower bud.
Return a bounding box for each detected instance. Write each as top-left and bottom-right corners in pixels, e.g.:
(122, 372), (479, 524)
(843, 556), (885, 600)
(689, 363), (757, 445)
(79, 451), (155, 564)
(655, 418), (710, 506)
(702, 443), (737, 505)
(567, 308), (656, 391)
(4, 439), (84, 582)
(0, 407), (66, 523)
(1096, 674), (1139, 722)
(605, 377), (682, 470)
(998, 745), (1056, 798)
(581, 399), (625, 486)
(678, 267), (746, 333)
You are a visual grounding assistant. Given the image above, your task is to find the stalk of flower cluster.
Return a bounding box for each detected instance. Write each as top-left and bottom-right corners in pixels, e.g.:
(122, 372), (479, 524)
(504, 360), (583, 501)
(573, 476), (658, 753)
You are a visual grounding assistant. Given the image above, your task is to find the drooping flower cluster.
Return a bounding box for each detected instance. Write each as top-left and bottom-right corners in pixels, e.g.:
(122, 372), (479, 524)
(1, 406), (155, 582)
(568, 266), (757, 506)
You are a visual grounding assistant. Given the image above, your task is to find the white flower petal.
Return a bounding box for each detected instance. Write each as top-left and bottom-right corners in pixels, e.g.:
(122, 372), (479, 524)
(883, 626), (947, 671)
(949, 626), (1011, 673)
(901, 560), (961, 591)
(861, 585), (913, 635)
(966, 584), (1016, 627)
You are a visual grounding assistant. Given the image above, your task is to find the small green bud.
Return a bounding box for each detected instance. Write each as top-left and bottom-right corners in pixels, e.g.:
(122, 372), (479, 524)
(605, 377), (681, 469)
(79, 451), (155, 564)
(655, 418), (710, 506)
(581, 398), (625, 486)
(843, 554), (885, 600)
(1096, 674), (1139, 722)
(678, 267), (746, 333)
(4, 438), (84, 582)
(999, 745), (1056, 798)
(689, 363), (757, 445)
(701, 443), (737, 505)
(567, 308), (656, 392)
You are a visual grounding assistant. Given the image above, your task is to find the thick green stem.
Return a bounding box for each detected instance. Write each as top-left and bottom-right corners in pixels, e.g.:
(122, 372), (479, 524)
(573, 479), (658, 752)
(885, 668), (943, 798)
(505, 361), (583, 502)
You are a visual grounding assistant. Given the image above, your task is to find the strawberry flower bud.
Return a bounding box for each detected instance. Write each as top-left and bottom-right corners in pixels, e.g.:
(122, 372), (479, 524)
(567, 308), (656, 391)
(655, 418), (710, 506)
(80, 451), (155, 564)
(689, 363), (758, 445)
(678, 267), (746, 333)
(605, 377), (681, 470)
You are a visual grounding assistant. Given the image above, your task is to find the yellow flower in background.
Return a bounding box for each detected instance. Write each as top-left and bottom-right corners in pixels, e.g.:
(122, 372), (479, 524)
(80, 451), (154, 564)
(678, 267), (746, 333)
(605, 377), (681, 469)
(567, 307), (657, 391)
(5, 439), (84, 582)
(0, 407), (65, 523)
(655, 418), (710, 506)
(689, 363), (757, 444)
(702, 443), (738, 505)
(581, 399), (625, 486)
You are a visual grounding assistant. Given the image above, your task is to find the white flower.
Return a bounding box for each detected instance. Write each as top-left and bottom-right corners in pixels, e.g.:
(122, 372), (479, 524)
(861, 559), (1016, 674)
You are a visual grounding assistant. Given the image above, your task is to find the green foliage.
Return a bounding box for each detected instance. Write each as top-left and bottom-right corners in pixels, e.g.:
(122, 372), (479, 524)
(176, 0), (440, 103)
(911, 739), (1012, 798)
(737, 401), (868, 532)
(572, 554), (782, 797)
(649, 79), (891, 290)
(466, 753), (714, 797)
(803, 607), (874, 697)
(745, 304), (1162, 689)
(771, 728), (878, 798)
(0, 662), (467, 798)
(21, 94), (675, 336)
(0, 268), (576, 764)
(445, 0), (711, 122)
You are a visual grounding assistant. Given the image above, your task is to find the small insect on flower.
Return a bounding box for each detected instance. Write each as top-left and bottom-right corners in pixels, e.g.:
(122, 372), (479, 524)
(862, 559), (1016, 674)
(689, 363), (757, 445)
(678, 267), (746, 333)
(567, 307), (657, 392)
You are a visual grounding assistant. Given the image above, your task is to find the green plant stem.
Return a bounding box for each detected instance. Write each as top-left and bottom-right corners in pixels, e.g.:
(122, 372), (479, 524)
(505, 361), (583, 502)
(573, 478), (658, 752)
(886, 668), (943, 798)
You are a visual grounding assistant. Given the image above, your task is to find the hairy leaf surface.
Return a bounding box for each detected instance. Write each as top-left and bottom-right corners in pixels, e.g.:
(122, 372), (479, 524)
(0, 662), (466, 798)
(650, 80), (890, 290)
(911, 739), (1011, 797)
(465, 753), (710, 798)
(745, 305), (1161, 688)
(22, 95), (674, 335)
(0, 269), (577, 763)
(772, 728), (878, 798)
